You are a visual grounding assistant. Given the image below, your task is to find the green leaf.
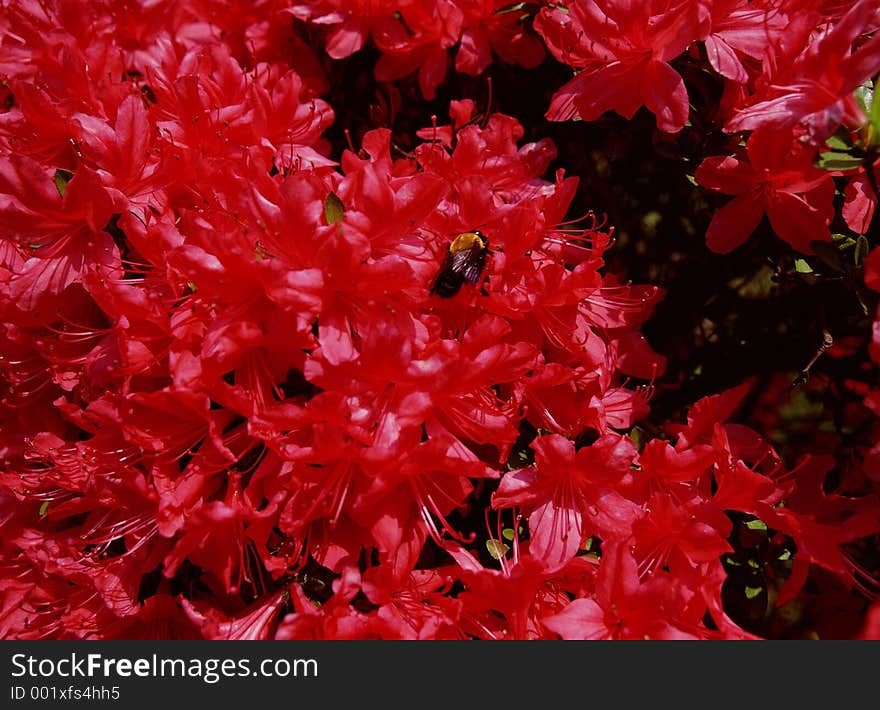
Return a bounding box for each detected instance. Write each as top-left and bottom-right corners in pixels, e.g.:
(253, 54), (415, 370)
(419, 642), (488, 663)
(816, 150), (863, 171)
(486, 539), (509, 560)
(855, 77), (874, 115)
(496, 2), (526, 14)
(629, 426), (643, 450)
(794, 258), (813, 274)
(324, 192), (345, 225)
(506, 446), (533, 470)
(39, 501), (49, 517)
(824, 130), (853, 152)
(866, 76), (880, 147)
(54, 169), (73, 198)
(871, 76), (880, 121)
(855, 235), (870, 265)
(744, 585), (764, 600)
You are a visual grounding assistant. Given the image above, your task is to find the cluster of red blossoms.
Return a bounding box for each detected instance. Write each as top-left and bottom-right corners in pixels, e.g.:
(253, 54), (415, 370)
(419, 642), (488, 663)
(0, 0), (879, 640)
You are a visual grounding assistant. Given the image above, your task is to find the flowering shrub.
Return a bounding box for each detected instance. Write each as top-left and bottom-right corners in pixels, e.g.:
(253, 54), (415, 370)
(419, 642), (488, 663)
(0, 0), (878, 640)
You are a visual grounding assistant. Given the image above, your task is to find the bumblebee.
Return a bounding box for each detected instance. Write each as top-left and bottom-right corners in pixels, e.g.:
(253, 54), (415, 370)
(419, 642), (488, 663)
(430, 231), (489, 298)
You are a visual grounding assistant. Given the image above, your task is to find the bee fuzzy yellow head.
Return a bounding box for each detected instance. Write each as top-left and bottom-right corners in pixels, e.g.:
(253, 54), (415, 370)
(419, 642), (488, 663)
(449, 231), (487, 253)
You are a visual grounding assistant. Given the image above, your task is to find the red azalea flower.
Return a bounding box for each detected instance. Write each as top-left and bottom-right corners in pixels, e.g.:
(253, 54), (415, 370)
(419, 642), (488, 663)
(102, 595), (202, 640)
(492, 433), (641, 570)
(843, 157), (879, 234)
(360, 565), (465, 639)
(751, 454), (880, 604)
(275, 567), (410, 639)
(535, 0), (709, 132)
(286, 0), (406, 60)
(290, 0), (543, 93)
(443, 542), (591, 639)
(695, 129), (835, 253)
(703, 0), (793, 84)
(454, 0), (545, 76)
(181, 590), (288, 640)
(725, 0), (880, 142)
(541, 543), (702, 639)
(632, 489), (733, 573)
(374, 1), (465, 100)
(859, 603), (880, 639)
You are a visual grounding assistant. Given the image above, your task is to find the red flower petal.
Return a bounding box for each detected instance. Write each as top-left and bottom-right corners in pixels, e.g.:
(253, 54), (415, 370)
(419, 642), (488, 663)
(705, 194), (764, 253)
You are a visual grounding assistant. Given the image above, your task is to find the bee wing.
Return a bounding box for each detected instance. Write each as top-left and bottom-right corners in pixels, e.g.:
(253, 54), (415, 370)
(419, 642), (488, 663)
(449, 246), (486, 284)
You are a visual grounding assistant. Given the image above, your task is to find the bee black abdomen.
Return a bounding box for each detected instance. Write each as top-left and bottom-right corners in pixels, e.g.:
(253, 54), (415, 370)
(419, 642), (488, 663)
(431, 270), (466, 297)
